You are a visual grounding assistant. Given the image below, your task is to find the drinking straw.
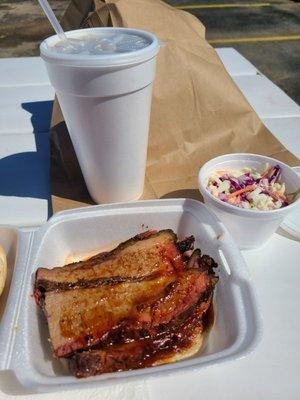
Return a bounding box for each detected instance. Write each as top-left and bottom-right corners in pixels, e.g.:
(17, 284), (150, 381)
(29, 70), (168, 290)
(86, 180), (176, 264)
(37, 0), (67, 41)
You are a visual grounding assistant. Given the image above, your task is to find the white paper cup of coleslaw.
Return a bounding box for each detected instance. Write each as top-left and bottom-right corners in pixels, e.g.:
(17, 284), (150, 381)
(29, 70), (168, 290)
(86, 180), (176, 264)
(198, 153), (300, 250)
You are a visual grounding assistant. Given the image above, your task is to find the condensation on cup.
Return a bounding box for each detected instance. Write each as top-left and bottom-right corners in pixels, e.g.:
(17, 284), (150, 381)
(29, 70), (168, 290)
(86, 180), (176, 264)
(40, 28), (161, 204)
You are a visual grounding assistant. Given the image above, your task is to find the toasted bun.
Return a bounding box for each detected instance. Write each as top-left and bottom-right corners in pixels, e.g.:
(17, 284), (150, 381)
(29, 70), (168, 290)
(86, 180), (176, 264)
(153, 304), (214, 367)
(152, 327), (204, 367)
(0, 245), (7, 296)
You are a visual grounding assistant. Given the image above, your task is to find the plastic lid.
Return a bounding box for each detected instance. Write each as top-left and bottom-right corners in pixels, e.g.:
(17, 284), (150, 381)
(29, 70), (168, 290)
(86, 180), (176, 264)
(40, 27), (160, 67)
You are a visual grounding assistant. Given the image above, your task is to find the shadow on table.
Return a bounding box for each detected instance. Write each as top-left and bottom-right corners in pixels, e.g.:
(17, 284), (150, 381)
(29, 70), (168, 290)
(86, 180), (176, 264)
(23, 100), (53, 134)
(161, 189), (203, 202)
(277, 226), (300, 242)
(0, 101), (53, 219)
(50, 120), (95, 206)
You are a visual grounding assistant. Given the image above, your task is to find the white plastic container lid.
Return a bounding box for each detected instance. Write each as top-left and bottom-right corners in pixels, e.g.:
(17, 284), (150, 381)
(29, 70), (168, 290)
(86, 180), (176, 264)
(40, 27), (160, 67)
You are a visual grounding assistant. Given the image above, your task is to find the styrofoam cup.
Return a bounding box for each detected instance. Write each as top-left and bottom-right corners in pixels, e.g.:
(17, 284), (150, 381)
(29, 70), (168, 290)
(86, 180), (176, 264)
(198, 153), (300, 250)
(40, 28), (160, 204)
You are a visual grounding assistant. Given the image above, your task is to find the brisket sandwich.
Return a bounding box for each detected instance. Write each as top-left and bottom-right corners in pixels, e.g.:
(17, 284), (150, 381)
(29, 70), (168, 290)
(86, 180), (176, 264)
(34, 230), (218, 378)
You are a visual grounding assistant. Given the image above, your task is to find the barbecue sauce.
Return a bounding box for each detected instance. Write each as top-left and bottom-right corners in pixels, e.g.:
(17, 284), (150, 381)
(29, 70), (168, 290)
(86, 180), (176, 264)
(70, 303), (215, 378)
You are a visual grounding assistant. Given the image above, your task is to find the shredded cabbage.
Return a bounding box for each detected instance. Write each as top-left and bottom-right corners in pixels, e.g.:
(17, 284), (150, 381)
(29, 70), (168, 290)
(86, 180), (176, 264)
(206, 163), (291, 211)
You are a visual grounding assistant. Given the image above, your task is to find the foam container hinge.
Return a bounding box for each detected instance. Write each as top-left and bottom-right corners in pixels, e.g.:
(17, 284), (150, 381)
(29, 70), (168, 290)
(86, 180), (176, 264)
(0, 199), (263, 393)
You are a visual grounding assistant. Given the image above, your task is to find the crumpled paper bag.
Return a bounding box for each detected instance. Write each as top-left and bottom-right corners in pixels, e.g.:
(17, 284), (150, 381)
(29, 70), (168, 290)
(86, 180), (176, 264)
(51, 0), (298, 212)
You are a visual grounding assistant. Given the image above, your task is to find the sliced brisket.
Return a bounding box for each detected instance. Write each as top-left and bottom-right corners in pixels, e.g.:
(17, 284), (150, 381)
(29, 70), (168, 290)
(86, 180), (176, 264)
(70, 297), (214, 378)
(34, 229), (218, 377)
(45, 269), (213, 358)
(45, 274), (175, 357)
(35, 230), (194, 306)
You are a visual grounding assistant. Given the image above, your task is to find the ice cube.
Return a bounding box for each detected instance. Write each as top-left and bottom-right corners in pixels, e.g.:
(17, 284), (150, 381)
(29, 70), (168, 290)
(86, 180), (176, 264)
(89, 38), (117, 54)
(116, 35), (150, 52)
(53, 38), (87, 54)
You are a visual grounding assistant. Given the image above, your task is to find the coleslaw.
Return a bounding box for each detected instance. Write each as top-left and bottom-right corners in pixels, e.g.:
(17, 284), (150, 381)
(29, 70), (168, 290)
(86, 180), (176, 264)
(206, 164), (294, 211)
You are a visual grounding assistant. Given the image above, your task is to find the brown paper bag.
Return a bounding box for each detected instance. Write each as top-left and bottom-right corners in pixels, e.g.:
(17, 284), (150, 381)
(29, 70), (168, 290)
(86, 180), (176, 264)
(51, 0), (298, 212)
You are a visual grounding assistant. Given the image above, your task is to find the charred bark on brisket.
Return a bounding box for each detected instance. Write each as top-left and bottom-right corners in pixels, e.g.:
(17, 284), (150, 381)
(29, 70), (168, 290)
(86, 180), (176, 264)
(34, 229), (218, 377)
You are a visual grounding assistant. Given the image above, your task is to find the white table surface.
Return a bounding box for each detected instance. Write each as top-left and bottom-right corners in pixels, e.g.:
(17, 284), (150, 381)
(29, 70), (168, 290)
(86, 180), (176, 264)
(262, 116), (300, 158)
(0, 48), (299, 399)
(232, 74), (300, 119)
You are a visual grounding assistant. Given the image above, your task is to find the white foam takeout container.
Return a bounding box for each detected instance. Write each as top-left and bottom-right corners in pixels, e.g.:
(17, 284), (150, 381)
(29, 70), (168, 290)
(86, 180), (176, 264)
(0, 199), (262, 393)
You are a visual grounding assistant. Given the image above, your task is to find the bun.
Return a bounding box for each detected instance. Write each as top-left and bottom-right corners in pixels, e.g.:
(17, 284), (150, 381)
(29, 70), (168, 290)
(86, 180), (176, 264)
(0, 245), (7, 296)
(152, 327), (204, 366)
(153, 304), (214, 366)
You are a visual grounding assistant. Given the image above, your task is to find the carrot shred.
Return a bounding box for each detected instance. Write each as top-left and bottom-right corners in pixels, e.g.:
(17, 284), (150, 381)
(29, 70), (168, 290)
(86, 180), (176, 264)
(273, 191), (286, 201)
(261, 166), (272, 178)
(228, 185), (256, 198)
